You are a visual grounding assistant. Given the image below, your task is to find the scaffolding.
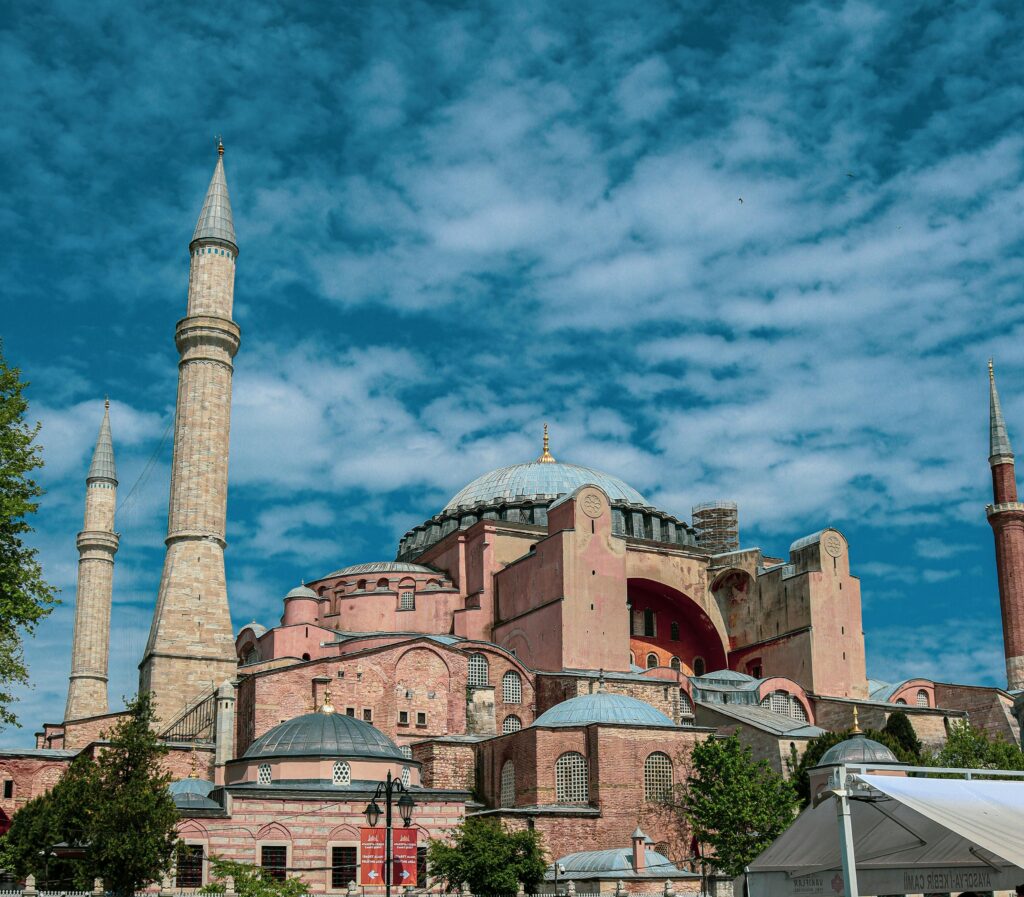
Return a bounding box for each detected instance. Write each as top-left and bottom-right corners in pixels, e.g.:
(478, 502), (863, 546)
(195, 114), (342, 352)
(691, 501), (739, 553)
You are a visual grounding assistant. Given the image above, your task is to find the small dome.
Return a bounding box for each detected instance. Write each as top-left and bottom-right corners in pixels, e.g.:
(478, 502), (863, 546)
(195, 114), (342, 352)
(286, 584), (318, 599)
(818, 734), (898, 767)
(445, 461), (648, 512)
(169, 777), (215, 797)
(549, 848), (682, 876)
(533, 692), (675, 728)
(244, 711), (406, 760)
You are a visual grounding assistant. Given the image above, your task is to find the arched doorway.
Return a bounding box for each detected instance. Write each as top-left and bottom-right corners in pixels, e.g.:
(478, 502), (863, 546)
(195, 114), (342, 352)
(627, 578), (727, 674)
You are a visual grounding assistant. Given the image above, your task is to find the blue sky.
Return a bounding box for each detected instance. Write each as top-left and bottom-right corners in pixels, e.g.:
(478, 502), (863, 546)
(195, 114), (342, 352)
(3, 0), (1024, 742)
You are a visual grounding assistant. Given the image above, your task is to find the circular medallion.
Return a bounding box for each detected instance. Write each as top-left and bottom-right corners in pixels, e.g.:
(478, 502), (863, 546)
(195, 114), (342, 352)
(580, 492), (603, 518)
(824, 533), (843, 557)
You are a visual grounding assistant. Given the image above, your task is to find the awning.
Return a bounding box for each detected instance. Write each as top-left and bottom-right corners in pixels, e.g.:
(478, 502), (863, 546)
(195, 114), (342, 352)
(744, 775), (1024, 897)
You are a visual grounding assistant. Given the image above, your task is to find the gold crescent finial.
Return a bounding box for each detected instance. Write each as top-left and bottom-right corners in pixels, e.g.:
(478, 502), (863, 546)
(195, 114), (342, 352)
(321, 687), (335, 715)
(216, 135), (225, 156)
(538, 423), (556, 463)
(189, 742), (198, 778)
(851, 706), (862, 735)
(989, 358), (995, 382)
(104, 396), (110, 411)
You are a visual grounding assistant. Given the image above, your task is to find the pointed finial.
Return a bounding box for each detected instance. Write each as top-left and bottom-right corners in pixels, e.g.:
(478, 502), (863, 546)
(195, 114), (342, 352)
(989, 358), (995, 382)
(597, 669), (606, 692)
(537, 423), (556, 463)
(321, 687), (335, 714)
(189, 742), (198, 778)
(104, 396), (110, 411)
(851, 706), (862, 735)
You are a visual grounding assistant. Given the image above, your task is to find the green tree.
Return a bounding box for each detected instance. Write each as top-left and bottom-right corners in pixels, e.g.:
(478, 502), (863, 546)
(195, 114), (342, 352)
(0, 343), (58, 728)
(200, 857), (310, 897)
(427, 818), (547, 893)
(882, 712), (922, 759)
(88, 692), (180, 895)
(682, 734), (798, 878)
(932, 720), (1024, 772)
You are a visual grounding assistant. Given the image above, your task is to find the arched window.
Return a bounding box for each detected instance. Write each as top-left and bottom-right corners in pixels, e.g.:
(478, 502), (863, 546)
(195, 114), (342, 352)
(468, 653), (489, 686)
(399, 590), (415, 610)
(502, 671), (522, 704)
(693, 657), (706, 677)
(500, 760), (515, 807)
(555, 752), (588, 804)
(916, 689), (929, 707)
(670, 621), (679, 641)
(644, 752), (673, 801)
(670, 656), (681, 672)
(646, 653), (658, 669)
(332, 760), (351, 785)
(791, 698), (809, 723)
(629, 652), (635, 665)
(502, 714), (522, 734)
(401, 766), (411, 787)
(357, 579), (367, 591)
(257, 763), (271, 785)
(679, 690), (693, 715)
(895, 698), (907, 705)
(377, 578), (390, 591)
(767, 692), (790, 716)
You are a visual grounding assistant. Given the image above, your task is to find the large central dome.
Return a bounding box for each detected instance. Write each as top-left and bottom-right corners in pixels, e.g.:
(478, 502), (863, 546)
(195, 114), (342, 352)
(444, 460), (648, 512)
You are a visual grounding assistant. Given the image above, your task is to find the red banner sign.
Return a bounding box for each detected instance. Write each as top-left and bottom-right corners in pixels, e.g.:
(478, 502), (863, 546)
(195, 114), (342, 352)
(360, 827), (418, 886)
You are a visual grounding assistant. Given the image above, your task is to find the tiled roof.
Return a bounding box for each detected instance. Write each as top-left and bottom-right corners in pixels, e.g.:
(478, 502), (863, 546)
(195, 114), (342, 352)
(191, 151), (236, 248)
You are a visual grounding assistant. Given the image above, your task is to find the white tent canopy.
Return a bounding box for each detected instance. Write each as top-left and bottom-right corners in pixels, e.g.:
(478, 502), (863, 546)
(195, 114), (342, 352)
(745, 774), (1024, 897)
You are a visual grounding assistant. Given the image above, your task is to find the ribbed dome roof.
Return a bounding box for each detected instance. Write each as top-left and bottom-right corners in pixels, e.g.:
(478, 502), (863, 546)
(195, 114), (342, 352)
(285, 584), (318, 599)
(533, 692), (675, 728)
(818, 734), (898, 766)
(244, 712), (406, 760)
(445, 461), (648, 512)
(552, 848), (680, 875)
(321, 561), (438, 579)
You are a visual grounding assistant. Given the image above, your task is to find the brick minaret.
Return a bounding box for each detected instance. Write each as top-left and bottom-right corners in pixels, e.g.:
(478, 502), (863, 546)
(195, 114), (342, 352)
(65, 400), (119, 720)
(139, 143), (240, 723)
(986, 359), (1024, 691)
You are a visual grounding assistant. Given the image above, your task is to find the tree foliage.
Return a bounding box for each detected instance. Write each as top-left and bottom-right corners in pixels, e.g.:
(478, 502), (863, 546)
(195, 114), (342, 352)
(0, 342), (58, 728)
(931, 720), (1024, 771)
(200, 857), (310, 897)
(882, 712), (922, 759)
(427, 818), (547, 894)
(682, 734), (798, 878)
(0, 693), (180, 894)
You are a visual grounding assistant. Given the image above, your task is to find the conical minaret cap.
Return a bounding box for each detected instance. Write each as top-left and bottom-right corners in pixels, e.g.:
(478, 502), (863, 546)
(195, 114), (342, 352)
(87, 400), (117, 484)
(191, 142), (237, 251)
(989, 359), (1014, 463)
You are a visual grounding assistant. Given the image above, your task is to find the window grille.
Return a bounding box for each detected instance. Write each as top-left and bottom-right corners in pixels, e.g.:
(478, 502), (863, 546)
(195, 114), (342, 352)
(644, 751), (673, 801)
(791, 699), (808, 722)
(257, 763), (271, 785)
(401, 766), (411, 787)
(468, 653), (489, 686)
(176, 844), (204, 888)
(400, 745), (413, 758)
(399, 591), (415, 610)
(646, 653), (658, 669)
(769, 692), (790, 715)
(502, 714), (522, 733)
(670, 656), (681, 672)
(261, 846), (287, 881)
(332, 846), (357, 890)
(500, 760), (515, 807)
(555, 751), (588, 804)
(502, 670), (522, 704)
(416, 712), (426, 726)
(332, 760), (351, 786)
(679, 690), (693, 715)
(363, 708), (373, 723)
(916, 689), (929, 707)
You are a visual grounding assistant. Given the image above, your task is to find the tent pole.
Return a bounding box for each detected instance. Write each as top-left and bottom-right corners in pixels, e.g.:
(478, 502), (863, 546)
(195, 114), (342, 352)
(834, 767), (860, 897)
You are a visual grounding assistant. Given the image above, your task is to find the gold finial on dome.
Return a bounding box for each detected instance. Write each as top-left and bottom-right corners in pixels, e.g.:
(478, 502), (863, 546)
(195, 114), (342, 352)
(538, 423), (556, 464)
(851, 706), (862, 735)
(321, 688), (335, 715)
(189, 743), (198, 778)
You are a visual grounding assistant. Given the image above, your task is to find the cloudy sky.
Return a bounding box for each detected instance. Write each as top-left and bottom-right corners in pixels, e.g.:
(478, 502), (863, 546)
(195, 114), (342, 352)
(3, 0), (1023, 741)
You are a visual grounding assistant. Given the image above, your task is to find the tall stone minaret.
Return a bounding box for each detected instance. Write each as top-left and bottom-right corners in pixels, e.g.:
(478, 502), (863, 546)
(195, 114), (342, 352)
(139, 143), (240, 723)
(65, 401), (119, 720)
(986, 360), (1024, 691)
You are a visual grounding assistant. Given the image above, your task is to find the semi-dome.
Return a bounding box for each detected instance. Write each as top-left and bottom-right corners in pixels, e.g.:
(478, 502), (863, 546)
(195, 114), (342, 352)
(817, 733), (898, 767)
(445, 460), (648, 512)
(532, 691), (675, 728)
(244, 711), (407, 761)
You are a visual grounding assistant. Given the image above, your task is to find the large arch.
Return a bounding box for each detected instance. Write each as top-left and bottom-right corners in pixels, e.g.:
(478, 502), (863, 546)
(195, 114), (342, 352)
(627, 578), (728, 674)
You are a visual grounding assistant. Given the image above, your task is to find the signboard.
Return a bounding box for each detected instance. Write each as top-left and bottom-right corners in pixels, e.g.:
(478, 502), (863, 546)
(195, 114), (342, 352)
(359, 827), (419, 886)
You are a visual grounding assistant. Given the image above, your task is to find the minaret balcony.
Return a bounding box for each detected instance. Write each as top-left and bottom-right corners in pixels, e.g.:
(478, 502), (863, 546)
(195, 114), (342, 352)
(986, 501), (1024, 518)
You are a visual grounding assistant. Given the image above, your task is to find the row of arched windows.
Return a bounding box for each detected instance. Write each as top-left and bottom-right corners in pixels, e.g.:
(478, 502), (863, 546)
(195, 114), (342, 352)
(895, 689), (930, 707)
(636, 653), (706, 675)
(467, 656), (526, 706)
(546, 751), (673, 805)
(759, 691), (810, 722)
(258, 760), (408, 788)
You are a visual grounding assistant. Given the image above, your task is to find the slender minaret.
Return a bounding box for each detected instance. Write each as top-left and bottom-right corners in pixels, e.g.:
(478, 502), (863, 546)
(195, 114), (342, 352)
(986, 360), (1024, 690)
(139, 143), (240, 723)
(65, 401), (119, 720)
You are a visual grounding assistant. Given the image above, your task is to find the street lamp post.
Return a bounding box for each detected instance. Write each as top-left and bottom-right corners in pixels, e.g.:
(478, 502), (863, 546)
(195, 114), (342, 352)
(364, 770), (415, 897)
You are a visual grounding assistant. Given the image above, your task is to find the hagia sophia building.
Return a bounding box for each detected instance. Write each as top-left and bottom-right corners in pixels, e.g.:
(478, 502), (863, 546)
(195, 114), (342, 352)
(2, 148), (1023, 894)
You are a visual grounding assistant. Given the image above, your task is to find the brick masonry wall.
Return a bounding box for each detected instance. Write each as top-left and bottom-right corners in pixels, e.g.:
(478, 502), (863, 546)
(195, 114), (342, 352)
(0, 756), (73, 817)
(411, 741), (476, 791)
(934, 684), (1021, 744)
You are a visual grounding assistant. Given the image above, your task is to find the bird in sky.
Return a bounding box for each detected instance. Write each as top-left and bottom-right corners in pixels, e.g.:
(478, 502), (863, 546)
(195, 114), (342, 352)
(738, 197), (744, 203)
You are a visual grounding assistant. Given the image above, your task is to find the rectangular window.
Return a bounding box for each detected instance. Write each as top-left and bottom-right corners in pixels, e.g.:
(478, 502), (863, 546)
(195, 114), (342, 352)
(177, 844), (204, 888)
(398, 710), (409, 726)
(3, 780), (12, 798)
(643, 608), (656, 637)
(362, 708), (373, 723)
(346, 707), (355, 717)
(417, 846), (428, 888)
(261, 846), (287, 882)
(331, 846), (358, 890)
(416, 712), (427, 727)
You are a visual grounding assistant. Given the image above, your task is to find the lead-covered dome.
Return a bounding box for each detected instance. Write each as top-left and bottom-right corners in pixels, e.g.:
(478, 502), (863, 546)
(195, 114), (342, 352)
(445, 460), (648, 512)
(244, 711), (406, 760)
(533, 692), (675, 728)
(817, 733), (898, 767)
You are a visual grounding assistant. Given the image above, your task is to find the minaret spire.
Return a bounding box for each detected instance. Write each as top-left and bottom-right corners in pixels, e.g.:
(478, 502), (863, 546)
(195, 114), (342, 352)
(140, 146), (241, 722)
(989, 359), (1014, 463)
(66, 401), (120, 720)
